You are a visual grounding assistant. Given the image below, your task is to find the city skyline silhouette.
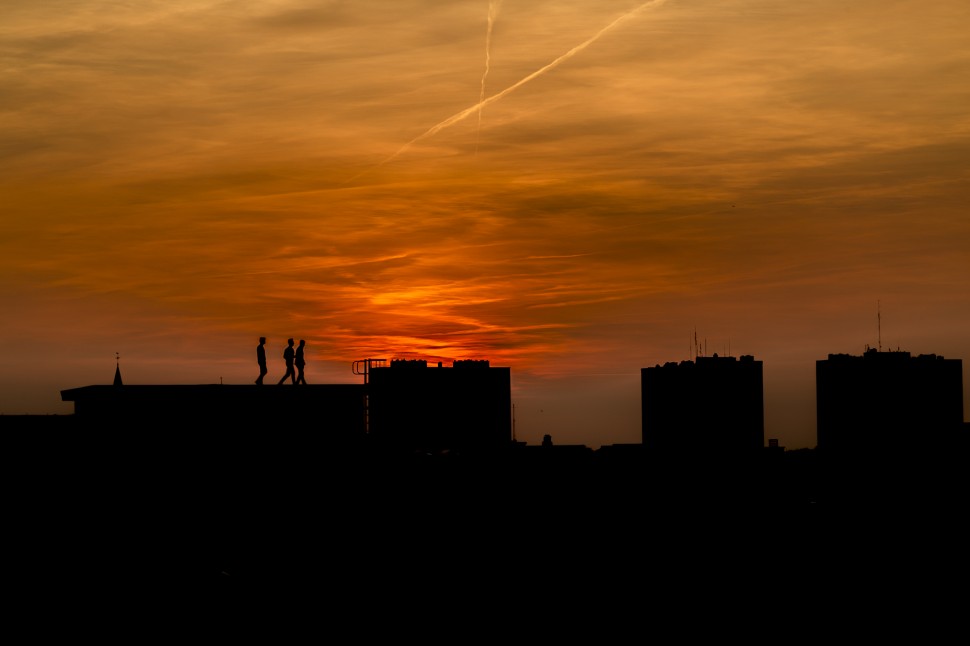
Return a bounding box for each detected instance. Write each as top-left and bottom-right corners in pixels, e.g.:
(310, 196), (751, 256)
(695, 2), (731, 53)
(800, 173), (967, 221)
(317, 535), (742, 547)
(3, 2), (969, 454)
(23, 340), (964, 451)
(7, 344), (964, 584)
(3, 0), (968, 600)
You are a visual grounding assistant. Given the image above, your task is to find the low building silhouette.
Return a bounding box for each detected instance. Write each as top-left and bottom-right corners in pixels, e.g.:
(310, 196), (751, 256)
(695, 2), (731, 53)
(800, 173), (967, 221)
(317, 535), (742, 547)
(59, 358), (513, 456)
(60, 383), (367, 437)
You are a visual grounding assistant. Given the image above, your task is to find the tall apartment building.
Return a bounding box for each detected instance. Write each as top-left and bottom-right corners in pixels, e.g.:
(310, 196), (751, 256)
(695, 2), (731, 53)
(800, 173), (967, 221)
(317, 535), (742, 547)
(366, 359), (512, 454)
(816, 349), (964, 458)
(641, 354), (765, 457)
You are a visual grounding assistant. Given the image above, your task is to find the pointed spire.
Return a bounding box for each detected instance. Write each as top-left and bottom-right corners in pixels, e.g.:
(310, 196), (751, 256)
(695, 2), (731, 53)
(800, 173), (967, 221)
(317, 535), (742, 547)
(113, 352), (123, 386)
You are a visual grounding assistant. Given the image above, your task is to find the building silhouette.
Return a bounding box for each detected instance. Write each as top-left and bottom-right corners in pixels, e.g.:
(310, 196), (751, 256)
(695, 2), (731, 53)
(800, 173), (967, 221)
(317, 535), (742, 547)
(641, 354), (765, 458)
(365, 358), (512, 454)
(816, 348), (964, 459)
(59, 358), (513, 456)
(60, 384), (367, 436)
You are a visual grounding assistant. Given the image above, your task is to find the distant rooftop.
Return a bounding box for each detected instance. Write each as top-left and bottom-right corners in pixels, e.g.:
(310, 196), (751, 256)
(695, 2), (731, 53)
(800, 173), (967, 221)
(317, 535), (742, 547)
(824, 348), (951, 362)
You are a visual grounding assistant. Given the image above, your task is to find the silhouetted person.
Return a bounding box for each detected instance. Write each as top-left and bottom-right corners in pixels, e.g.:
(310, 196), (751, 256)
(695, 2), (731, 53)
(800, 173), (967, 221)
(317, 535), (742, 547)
(542, 434), (553, 447)
(295, 339), (307, 385)
(255, 337), (268, 385)
(277, 338), (296, 385)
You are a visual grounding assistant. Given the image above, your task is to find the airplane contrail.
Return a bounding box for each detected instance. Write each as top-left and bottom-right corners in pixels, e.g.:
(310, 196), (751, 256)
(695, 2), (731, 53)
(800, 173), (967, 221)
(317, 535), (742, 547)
(476, 0), (504, 156)
(347, 0), (668, 183)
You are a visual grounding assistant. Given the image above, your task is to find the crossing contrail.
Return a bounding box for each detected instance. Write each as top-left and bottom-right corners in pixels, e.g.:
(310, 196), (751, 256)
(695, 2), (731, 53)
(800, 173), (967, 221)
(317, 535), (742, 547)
(476, 0), (503, 156)
(347, 0), (668, 182)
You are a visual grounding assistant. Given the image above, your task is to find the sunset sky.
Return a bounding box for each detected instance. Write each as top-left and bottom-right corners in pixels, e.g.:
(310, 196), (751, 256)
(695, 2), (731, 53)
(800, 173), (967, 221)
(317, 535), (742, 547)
(3, 0), (968, 449)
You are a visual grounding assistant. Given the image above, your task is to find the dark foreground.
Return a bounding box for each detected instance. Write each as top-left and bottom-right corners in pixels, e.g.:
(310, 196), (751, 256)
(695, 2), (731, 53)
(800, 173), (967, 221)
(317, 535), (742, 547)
(3, 418), (966, 601)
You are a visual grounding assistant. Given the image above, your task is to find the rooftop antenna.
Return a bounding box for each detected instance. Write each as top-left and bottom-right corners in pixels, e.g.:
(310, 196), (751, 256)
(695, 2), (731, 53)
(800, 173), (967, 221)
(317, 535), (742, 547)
(512, 403), (517, 442)
(878, 300), (882, 352)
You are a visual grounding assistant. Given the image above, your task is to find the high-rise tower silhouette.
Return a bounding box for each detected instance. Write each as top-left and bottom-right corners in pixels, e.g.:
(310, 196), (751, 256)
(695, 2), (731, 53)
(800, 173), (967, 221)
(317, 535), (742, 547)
(641, 354), (765, 457)
(816, 348), (963, 459)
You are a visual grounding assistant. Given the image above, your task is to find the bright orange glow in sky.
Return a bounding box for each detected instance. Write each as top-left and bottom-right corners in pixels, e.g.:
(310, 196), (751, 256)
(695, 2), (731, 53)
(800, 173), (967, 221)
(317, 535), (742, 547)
(2, 0), (969, 448)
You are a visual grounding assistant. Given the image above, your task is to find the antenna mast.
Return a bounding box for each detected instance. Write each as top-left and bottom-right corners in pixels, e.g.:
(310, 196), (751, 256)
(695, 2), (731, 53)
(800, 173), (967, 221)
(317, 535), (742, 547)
(878, 300), (882, 352)
(512, 403), (517, 442)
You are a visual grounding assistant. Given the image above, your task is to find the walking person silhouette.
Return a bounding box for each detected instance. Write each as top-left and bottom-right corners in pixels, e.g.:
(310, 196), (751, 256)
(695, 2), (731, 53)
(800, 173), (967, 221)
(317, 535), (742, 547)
(255, 337), (268, 385)
(277, 338), (296, 385)
(295, 339), (308, 385)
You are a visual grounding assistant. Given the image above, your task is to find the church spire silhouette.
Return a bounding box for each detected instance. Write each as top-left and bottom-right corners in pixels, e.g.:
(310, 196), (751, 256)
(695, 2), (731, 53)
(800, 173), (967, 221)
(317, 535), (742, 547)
(113, 352), (123, 386)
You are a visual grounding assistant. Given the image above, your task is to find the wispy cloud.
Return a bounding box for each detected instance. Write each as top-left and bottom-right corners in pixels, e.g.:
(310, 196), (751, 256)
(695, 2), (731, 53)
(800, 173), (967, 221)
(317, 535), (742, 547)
(476, 0), (504, 155)
(349, 0), (669, 180)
